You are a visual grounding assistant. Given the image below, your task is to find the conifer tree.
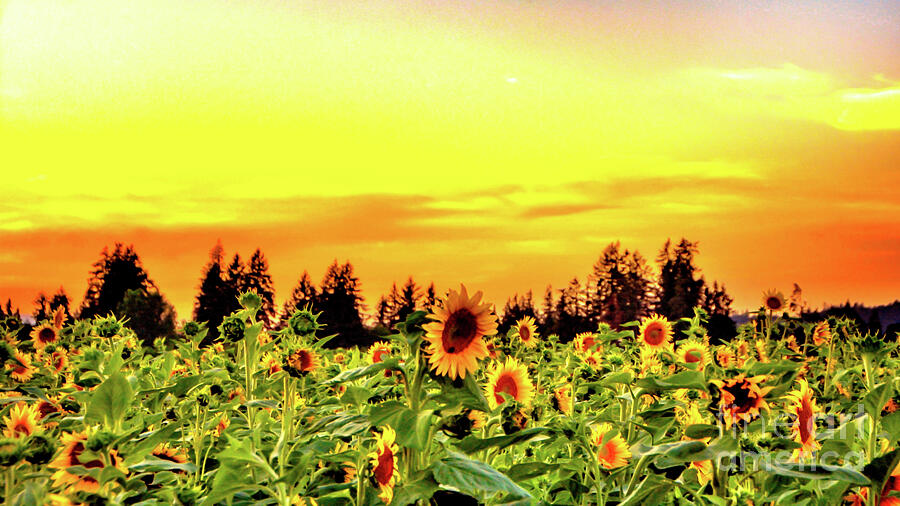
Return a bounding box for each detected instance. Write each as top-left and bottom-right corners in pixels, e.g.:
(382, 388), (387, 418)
(223, 253), (246, 316)
(656, 238), (705, 320)
(588, 242), (653, 328)
(424, 283), (437, 310)
(280, 271), (318, 328)
(317, 260), (368, 347)
(243, 248), (277, 328)
(392, 277), (421, 327)
(80, 243), (154, 319)
(498, 291), (536, 334)
(33, 293), (50, 323)
(194, 242), (230, 340)
(50, 287), (72, 324)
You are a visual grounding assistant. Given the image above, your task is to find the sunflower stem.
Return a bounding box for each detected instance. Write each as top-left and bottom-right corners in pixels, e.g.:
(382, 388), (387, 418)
(624, 453), (650, 497)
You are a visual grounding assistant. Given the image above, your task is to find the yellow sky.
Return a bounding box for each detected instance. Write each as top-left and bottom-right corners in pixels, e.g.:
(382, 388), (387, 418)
(1, 0), (898, 317)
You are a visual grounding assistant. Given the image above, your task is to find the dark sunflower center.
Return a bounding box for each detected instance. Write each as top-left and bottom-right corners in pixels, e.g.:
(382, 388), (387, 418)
(38, 327), (57, 343)
(723, 381), (755, 414)
(685, 350), (702, 363)
(797, 397), (813, 442)
(298, 351), (312, 370)
(644, 324), (664, 345)
(374, 447), (394, 486)
(12, 420), (32, 436)
(493, 374), (519, 405)
(38, 401), (59, 418)
(373, 350), (388, 363)
(583, 337), (595, 352)
(519, 326), (531, 341)
(766, 297), (782, 310)
(441, 309), (478, 354)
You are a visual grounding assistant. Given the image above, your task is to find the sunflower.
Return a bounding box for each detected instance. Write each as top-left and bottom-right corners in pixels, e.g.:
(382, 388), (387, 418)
(513, 316), (538, 347)
(36, 397), (65, 421)
(292, 497), (318, 506)
(467, 410), (486, 430)
(30, 323), (60, 351)
(49, 432), (125, 494)
(152, 443), (189, 466)
(762, 289), (786, 312)
(286, 347), (321, 376)
(678, 340), (709, 367)
(845, 464), (900, 506)
(590, 424), (631, 470)
(214, 414), (229, 437)
(262, 352), (282, 376)
(485, 357), (534, 410)
(711, 374), (773, 428)
(573, 332), (599, 356)
(422, 285), (498, 380)
(328, 441), (358, 483)
(7, 351), (35, 382)
(812, 322), (831, 346)
(785, 379), (820, 459)
(553, 384), (573, 415)
(639, 347), (662, 377)
(46, 349), (69, 374)
(637, 314), (672, 350)
(367, 341), (392, 364)
(755, 340), (769, 363)
(369, 425), (400, 504)
(3, 403), (41, 438)
(333, 352), (347, 364)
(583, 351), (602, 368)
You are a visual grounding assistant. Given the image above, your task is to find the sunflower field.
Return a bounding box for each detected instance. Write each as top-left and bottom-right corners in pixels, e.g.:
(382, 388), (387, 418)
(1, 286), (899, 505)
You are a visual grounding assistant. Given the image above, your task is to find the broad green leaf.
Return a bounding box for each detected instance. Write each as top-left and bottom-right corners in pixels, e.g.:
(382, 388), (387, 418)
(684, 424), (719, 440)
(323, 358), (401, 385)
(456, 428), (551, 454)
(85, 372), (133, 428)
(432, 451), (531, 499)
(762, 460), (869, 485)
(635, 371), (706, 393)
(130, 458), (197, 473)
(505, 462), (557, 481)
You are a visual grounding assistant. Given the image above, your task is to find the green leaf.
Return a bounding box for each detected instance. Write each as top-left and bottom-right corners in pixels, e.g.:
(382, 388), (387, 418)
(456, 428), (551, 454)
(390, 472), (441, 506)
(85, 372), (133, 428)
(883, 411), (900, 444)
(323, 358), (401, 385)
(619, 475), (672, 506)
(684, 424), (719, 440)
(761, 460), (869, 485)
(505, 462), (557, 481)
(635, 371), (706, 393)
(130, 457), (198, 473)
(632, 440), (708, 463)
(599, 371), (635, 388)
(368, 401), (431, 450)
(865, 382), (892, 422)
(340, 385), (372, 406)
(432, 451), (531, 499)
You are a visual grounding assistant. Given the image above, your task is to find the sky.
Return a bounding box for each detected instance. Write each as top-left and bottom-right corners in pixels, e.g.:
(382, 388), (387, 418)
(1, 0), (899, 321)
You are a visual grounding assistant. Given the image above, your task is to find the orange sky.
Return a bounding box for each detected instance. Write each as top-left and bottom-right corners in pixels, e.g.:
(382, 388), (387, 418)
(1, 0), (899, 320)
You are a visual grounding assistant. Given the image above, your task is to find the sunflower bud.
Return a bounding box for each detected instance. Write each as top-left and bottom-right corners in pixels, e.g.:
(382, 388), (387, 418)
(23, 433), (55, 464)
(288, 310), (321, 336)
(218, 315), (245, 343)
(93, 315), (123, 338)
(0, 438), (23, 466)
(86, 430), (117, 452)
(177, 485), (203, 506)
(239, 291), (262, 313)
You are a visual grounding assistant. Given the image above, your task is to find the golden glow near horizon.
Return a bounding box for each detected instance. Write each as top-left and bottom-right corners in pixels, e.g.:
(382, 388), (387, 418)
(1, 0), (899, 316)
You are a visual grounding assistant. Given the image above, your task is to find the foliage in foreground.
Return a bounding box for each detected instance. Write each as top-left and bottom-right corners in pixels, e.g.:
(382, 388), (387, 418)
(1, 287), (898, 505)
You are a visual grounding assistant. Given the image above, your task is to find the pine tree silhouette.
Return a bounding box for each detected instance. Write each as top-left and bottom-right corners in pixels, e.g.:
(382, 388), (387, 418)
(194, 242), (230, 341)
(50, 287), (72, 325)
(244, 248), (277, 329)
(392, 277), (421, 328)
(588, 242), (653, 328)
(33, 293), (50, 323)
(498, 291), (536, 334)
(280, 270), (318, 328)
(317, 260), (369, 348)
(656, 238), (705, 320)
(223, 253), (246, 316)
(80, 243), (154, 319)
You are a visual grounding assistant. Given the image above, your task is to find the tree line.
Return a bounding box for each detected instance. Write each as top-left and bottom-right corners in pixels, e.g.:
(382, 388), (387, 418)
(3, 238), (744, 347)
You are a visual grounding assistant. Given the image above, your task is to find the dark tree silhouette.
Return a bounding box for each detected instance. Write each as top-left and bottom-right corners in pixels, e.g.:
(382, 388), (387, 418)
(701, 280), (733, 316)
(540, 285), (556, 330)
(33, 293), (50, 323)
(424, 283), (437, 311)
(498, 291), (536, 334)
(656, 238), (705, 320)
(280, 271), (318, 328)
(588, 242), (653, 328)
(194, 242), (231, 341)
(317, 260), (369, 347)
(392, 277), (421, 328)
(118, 288), (177, 345)
(552, 278), (591, 339)
(223, 253), (246, 316)
(80, 243), (155, 319)
(49, 287), (72, 325)
(243, 248), (277, 329)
